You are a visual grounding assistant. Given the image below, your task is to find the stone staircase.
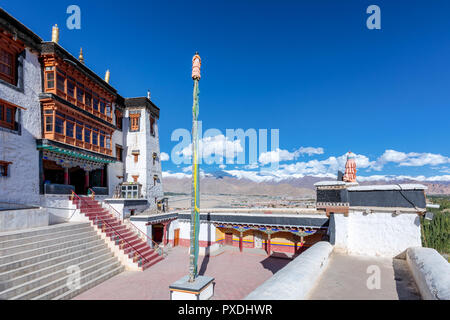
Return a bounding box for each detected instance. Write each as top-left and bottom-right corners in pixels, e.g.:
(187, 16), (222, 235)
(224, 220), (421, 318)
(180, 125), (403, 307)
(0, 222), (124, 300)
(72, 196), (164, 271)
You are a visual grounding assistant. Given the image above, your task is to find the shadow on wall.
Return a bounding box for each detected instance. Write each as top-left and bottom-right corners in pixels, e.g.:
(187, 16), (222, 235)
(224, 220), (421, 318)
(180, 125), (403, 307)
(392, 258), (421, 300)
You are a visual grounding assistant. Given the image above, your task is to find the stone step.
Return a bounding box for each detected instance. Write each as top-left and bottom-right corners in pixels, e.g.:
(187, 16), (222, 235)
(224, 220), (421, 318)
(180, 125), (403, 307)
(0, 224), (92, 249)
(0, 234), (101, 266)
(51, 265), (124, 300)
(0, 222), (91, 243)
(9, 256), (122, 300)
(142, 256), (164, 270)
(0, 250), (114, 296)
(0, 243), (109, 282)
(0, 238), (106, 274)
(0, 229), (98, 256)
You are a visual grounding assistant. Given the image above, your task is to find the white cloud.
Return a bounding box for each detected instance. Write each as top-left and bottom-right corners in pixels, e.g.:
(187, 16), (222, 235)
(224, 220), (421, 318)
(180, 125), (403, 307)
(357, 174), (450, 182)
(182, 166), (192, 173)
(372, 149), (450, 170)
(259, 148), (297, 165)
(258, 146), (325, 165)
(298, 147), (324, 156)
(160, 152), (170, 161)
(177, 134), (243, 162)
(162, 171), (191, 179)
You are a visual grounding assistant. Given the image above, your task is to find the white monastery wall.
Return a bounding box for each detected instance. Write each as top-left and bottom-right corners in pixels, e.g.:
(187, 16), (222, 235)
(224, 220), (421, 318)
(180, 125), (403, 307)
(331, 210), (422, 257)
(0, 48), (42, 206)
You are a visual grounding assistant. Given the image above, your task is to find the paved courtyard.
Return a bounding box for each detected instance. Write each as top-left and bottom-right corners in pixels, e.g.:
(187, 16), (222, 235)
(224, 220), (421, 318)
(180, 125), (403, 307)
(307, 252), (421, 300)
(73, 246), (290, 300)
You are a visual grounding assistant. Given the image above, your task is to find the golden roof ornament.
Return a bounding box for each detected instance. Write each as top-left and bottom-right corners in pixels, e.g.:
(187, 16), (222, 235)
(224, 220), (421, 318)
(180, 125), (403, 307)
(78, 47), (85, 64)
(51, 24), (59, 43)
(192, 52), (201, 80)
(105, 69), (110, 83)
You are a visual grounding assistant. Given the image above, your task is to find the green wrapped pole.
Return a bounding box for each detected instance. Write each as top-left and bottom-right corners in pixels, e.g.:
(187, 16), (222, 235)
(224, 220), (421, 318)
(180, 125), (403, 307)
(189, 53), (201, 283)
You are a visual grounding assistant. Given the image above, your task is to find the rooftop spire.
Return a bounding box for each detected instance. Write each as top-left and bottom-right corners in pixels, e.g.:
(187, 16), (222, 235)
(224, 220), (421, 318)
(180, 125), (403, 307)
(78, 47), (84, 64)
(147, 89), (151, 100)
(105, 69), (110, 83)
(51, 24), (59, 43)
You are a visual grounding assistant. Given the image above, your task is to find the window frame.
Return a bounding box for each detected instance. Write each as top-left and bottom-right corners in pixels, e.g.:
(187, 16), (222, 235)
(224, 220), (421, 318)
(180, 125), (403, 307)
(0, 99), (18, 131)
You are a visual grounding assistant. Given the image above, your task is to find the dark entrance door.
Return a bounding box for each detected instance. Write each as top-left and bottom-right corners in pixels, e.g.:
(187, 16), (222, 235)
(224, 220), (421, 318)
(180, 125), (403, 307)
(225, 232), (233, 246)
(70, 167), (85, 195)
(152, 225), (163, 244)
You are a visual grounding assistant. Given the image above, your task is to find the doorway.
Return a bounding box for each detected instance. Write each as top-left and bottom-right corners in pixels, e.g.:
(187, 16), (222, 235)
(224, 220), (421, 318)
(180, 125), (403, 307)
(69, 167), (85, 195)
(152, 224), (163, 244)
(225, 232), (233, 246)
(174, 228), (180, 247)
(254, 232), (263, 248)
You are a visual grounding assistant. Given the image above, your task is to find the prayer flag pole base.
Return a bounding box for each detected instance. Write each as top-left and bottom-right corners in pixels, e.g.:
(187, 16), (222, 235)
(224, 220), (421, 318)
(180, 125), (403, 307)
(169, 275), (215, 300)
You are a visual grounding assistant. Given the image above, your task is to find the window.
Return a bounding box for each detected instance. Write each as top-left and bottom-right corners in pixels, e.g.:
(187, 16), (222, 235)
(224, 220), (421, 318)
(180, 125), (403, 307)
(130, 113), (140, 132)
(116, 145), (123, 161)
(56, 73), (65, 92)
(115, 110), (123, 130)
(45, 67), (55, 89)
(0, 100), (17, 130)
(0, 46), (15, 84)
(85, 90), (92, 108)
(99, 133), (105, 147)
(76, 82), (84, 102)
(66, 120), (74, 137)
(93, 94), (99, 111)
(67, 77), (75, 97)
(76, 123), (83, 140)
(55, 116), (64, 134)
(121, 184), (139, 199)
(150, 115), (155, 136)
(45, 115), (53, 132)
(84, 127), (91, 143)
(106, 103), (111, 117)
(100, 99), (105, 114)
(0, 161), (12, 177)
(92, 131), (98, 145)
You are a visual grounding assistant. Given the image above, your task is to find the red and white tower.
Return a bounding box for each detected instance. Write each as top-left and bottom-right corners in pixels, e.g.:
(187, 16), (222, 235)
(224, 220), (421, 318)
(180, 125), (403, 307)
(343, 151), (357, 183)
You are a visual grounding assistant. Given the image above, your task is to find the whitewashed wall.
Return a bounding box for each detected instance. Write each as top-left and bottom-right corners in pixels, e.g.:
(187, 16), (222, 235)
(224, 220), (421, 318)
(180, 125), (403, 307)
(331, 210), (422, 257)
(178, 220), (217, 243)
(0, 48), (42, 206)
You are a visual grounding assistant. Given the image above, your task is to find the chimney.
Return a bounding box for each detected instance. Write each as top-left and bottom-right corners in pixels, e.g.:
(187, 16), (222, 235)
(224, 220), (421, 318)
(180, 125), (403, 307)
(105, 69), (110, 83)
(78, 47), (85, 64)
(51, 24), (59, 43)
(147, 89), (151, 100)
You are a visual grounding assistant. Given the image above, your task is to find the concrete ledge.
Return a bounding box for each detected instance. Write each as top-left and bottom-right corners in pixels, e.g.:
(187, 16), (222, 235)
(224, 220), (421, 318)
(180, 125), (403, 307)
(244, 241), (333, 300)
(0, 208), (48, 232)
(406, 247), (450, 300)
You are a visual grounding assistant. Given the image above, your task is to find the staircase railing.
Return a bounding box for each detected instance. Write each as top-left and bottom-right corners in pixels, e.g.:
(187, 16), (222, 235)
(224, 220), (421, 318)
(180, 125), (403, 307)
(102, 201), (164, 256)
(87, 188), (95, 200)
(70, 191), (152, 267)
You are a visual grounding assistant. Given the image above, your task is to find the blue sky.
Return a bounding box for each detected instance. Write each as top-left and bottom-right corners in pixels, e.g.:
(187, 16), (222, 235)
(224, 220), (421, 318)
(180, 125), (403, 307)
(3, 0), (450, 181)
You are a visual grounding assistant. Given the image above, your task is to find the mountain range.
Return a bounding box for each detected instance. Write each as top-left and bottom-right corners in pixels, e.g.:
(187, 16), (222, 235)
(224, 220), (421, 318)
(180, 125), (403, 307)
(163, 171), (450, 197)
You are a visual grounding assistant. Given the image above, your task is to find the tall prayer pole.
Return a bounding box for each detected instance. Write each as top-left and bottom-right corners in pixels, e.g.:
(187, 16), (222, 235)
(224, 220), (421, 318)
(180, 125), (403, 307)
(189, 52), (201, 282)
(169, 53), (214, 299)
